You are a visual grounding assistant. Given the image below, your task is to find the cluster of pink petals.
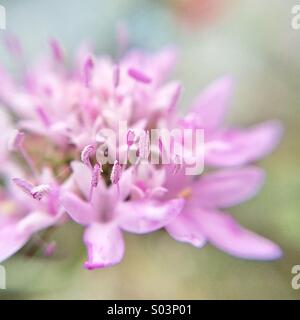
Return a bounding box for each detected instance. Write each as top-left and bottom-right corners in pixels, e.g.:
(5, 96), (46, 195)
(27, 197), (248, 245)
(0, 39), (283, 269)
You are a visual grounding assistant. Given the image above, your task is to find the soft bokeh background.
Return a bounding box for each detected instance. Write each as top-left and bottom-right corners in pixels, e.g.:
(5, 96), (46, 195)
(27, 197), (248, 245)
(0, 0), (299, 299)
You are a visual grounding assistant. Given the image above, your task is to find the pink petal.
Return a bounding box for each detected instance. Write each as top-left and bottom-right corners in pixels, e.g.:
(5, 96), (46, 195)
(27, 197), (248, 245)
(122, 47), (177, 85)
(81, 144), (95, 168)
(188, 76), (233, 130)
(110, 160), (122, 184)
(61, 192), (97, 225)
(128, 68), (152, 84)
(163, 164), (190, 197)
(18, 120), (44, 135)
(152, 47), (177, 84)
(0, 218), (29, 263)
(117, 167), (134, 200)
(17, 210), (60, 234)
(195, 209), (282, 260)
(154, 81), (181, 112)
(117, 199), (185, 234)
(192, 166), (265, 208)
(206, 120), (283, 166)
(83, 223), (124, 269)
(166, 213), (206, 248)
(71, 161), (92, 198)
(0, 208), (62, 263)
(71, 161), (106, 199)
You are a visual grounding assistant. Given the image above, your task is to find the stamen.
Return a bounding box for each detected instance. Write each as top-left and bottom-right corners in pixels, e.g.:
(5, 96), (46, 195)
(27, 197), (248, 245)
(81, 144), (95, 169)
(12, 178), (51, 201)
(111, 160), (122, 197)
(128, 68), (152, 84)
(110, 160), (121, 185)
(49, 39), (63, 63)
(9, 130), (25, 151)
(88, 163), (103, 202)
(127, 130), (135, 147)
(21, 149), (37, 176)
(12, 177), (33, 196)
(138, 130), (150, 161)
(172, 154), (182, 175)
(36, 106), (51, 127)
(83, 56), (94, 87)
(91, 163), (102, 188)
(158, 137), (164, 154)
(9, 131), (38, 176)
(31, 184), (51, 201)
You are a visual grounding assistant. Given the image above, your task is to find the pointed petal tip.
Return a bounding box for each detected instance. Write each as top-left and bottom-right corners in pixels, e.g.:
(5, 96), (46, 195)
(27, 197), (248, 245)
(248, 119), (284, 159)
(204, 74), (235, 98)
(166, 213), (207, 249)
(185, 236), (206, 248)
(216, 74), (235, 88)
(231, 243), (283, 261)
(262, 245), (283, 261)
(170, 232), (207, 249)
(240, 165), (266, 186)
(83, 224), (125, 270)
(198, 210), (283, 261)
(264, 119), (284, 144)
(205, 119), (284, 166)
(61, 192), (96, 225)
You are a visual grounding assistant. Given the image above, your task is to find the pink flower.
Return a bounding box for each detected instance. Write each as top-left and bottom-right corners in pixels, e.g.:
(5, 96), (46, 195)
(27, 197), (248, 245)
(180, 76), (283, 166)
(0, 168), (64, 262)
(61, 162), (184, 269)
(0, 38), (283, 269)
(163, 166), (282, 260)
(0, 43), (177, 149)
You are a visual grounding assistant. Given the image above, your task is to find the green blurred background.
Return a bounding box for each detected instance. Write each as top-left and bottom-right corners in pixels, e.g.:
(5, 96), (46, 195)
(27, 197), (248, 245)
(0, 0), (299, 299)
